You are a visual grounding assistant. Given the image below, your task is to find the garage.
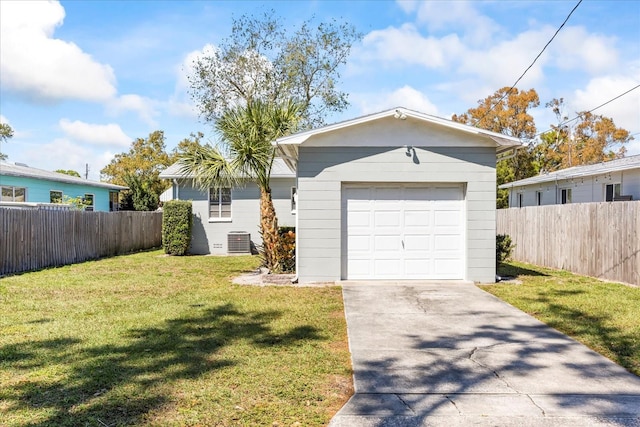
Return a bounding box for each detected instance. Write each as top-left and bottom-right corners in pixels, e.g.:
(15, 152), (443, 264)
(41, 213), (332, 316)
(344, 185), (464, 280)
(274, 107), (522, 283)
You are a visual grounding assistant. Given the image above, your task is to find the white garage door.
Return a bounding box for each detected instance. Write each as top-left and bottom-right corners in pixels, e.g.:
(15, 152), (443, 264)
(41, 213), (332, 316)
(345, 185), (464, 280)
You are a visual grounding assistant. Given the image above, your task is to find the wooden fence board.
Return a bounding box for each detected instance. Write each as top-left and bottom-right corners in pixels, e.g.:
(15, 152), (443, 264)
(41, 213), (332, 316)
(0, 209), (163, 276)
(497, 201), (640, 286)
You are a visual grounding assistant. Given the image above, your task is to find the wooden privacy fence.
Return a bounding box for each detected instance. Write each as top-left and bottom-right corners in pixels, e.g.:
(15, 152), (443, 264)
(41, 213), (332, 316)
(497, 201), (640, 286)
(0, 209), (163, 276)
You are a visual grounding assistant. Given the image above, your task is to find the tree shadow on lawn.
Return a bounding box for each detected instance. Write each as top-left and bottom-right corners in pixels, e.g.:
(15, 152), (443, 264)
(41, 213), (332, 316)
(498, 262), (549, 278)
(520, 293), (639, 376)
(0, 303), (324, 426)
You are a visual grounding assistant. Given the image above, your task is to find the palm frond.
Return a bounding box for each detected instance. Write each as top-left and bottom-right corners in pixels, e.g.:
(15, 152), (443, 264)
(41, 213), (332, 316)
(216, 98), (302, 189)
(177, 144), (243, 191)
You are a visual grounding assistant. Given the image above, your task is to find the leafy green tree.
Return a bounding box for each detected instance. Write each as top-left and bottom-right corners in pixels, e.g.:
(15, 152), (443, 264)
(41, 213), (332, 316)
(453, 87), (540, 208)
(101, 130), (172, 208)
(170, 132), (205, 161)
(188, 10), (361, 129)
(55, 169), (81, 177)
(0, 123), (14, 161)
(121, 174), (160, 211)
(536, 98), (632, 172)
(179, 99), (301, 272)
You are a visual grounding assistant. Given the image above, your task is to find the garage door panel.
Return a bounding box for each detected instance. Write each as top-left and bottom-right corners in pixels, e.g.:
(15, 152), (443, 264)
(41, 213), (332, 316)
(374, 235), (401, 251)
(374, 211), (401, 227)
(348, 259), (372, 278)
(433, 187), (463, 200)
(404, 259), (432, 276)
(374, 259), (402, 276)
(349, 235), (371, 251)
(404, 234), (431, 250)
(345, 185), (464, 280)
(349, 210), (371, 226)
(404, 210), (430, 227)
(434, 235), (461, 251)
(434, 212), (462, 228)
(434, 258), (464, 277)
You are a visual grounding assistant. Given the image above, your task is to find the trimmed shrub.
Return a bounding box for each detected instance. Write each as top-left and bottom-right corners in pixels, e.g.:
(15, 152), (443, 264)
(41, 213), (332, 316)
(496, 234), (514, 268)
(162, 200), (192, 255)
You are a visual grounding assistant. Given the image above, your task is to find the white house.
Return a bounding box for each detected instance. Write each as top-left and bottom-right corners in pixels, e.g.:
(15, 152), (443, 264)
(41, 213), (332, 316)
(162, 108), (521, 283)
(499, 155), (640, 208)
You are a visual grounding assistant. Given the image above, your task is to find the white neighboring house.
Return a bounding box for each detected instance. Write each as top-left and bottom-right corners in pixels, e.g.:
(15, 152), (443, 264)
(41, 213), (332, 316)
(499, 155), (640, 208)
(159, 158), (296, 255)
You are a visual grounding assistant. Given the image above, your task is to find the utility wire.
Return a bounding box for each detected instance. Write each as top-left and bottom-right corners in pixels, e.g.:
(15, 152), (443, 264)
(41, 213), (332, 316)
(535, 83), (640, 138)
(473, 0), (583, 127)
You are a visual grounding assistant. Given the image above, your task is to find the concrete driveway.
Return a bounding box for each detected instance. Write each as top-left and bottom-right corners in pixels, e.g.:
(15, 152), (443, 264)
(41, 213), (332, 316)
(329, 282), (640, 427)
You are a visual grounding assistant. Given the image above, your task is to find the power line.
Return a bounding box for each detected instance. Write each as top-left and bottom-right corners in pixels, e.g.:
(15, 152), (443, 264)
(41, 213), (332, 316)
(536, 83), (640, 137)
(473, 0), (583, 127)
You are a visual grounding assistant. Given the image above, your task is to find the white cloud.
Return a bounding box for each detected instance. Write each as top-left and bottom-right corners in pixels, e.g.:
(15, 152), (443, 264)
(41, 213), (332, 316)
(21, 138), (111, 181)
(459, 27), (550, 89)
(59, 119), (131, 148)
(106, 94), (159, 126)
(355, 85), (440, 115)
(361, 24), (464, 69)
(572, 73), (640, 155)
(167, 45), (218, 119)
(0, 0), (117, 103)
(410, 0), (500, 45)
(0, 115), (9, 125)
(551, 27), (618, 74)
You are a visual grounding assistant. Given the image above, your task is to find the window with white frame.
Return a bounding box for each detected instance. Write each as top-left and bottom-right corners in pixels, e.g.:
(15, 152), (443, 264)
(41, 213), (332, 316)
(605, 183), (621, 202)
(291, 187), (297, 213)
(536, 191), (543, 206)
(50, 190), (63, 204)
(84, 194), (95, 211)
(1, 186), (26, 202)
(109, 191), (120, 211)
(561, 188), (572, 204)
(209, 188), (232, 220)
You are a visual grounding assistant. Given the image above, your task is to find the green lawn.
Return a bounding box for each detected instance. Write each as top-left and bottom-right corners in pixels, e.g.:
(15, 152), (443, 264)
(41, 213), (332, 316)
(0, 250), (352, 426)
(482, 262), (640, 377)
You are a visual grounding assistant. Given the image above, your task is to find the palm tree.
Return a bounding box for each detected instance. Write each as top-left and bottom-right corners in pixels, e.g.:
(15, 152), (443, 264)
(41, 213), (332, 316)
(179, 99), (301, 272)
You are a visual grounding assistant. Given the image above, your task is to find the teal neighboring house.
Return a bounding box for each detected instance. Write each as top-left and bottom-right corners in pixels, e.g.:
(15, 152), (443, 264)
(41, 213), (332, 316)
(0, 162), (127, 212)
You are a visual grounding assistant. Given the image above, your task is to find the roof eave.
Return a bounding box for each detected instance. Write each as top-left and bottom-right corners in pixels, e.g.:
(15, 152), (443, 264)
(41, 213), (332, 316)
(274, 107), (523, 159)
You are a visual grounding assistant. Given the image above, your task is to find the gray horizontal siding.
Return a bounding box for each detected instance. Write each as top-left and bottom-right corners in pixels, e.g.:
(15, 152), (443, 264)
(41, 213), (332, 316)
(297, 144), (497, 283)
(177, 178), (295, 254)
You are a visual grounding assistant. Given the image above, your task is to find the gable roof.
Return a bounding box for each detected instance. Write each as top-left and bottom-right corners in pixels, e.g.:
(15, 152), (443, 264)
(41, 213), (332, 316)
(499, 155), (640, 189)
(159, 157), (295, 180)
(0, 162), (127, 190)
(274, 107), (523, 168)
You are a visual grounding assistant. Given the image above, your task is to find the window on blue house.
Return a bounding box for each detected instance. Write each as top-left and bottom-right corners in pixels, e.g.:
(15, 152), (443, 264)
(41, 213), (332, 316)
(50, 190), (63, 204)
(1, 186), (26, 202)
(84, 194), (94, 211)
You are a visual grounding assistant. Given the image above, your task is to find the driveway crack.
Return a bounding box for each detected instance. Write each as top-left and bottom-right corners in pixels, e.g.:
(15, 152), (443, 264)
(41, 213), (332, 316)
(445, 395), (462, 415)
(468, 346), (519, 393)
(395, 394), (416, 415)
(526, 394), (547, 417)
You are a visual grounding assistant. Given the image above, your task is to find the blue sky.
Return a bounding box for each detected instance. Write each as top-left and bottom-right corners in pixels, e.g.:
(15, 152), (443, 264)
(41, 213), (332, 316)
(1, 0), (638, 180)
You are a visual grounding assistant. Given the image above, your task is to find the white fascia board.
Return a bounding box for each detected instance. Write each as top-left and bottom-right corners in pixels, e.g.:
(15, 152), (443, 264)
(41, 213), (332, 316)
(274, 107), (522, 152)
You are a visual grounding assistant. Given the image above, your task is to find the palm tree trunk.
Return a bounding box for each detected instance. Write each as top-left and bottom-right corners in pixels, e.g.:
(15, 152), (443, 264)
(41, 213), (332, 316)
(259, 186), (281, 272)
